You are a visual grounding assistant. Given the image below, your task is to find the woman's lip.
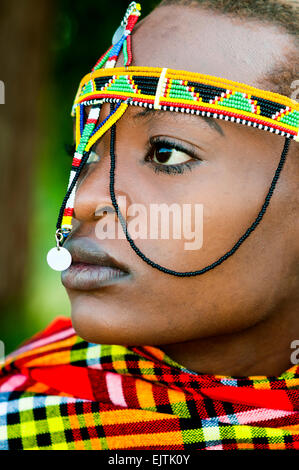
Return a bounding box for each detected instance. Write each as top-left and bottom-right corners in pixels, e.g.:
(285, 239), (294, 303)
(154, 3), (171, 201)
(62, 235), (131, 271)
(61, 262), (130, 291)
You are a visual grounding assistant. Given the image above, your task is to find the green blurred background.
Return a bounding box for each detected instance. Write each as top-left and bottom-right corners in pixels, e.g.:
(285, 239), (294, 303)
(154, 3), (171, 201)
(0, 0), (158, 354)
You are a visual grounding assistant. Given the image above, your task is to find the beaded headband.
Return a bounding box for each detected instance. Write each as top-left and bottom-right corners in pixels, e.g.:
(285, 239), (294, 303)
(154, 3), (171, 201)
(47, 2), (298, 276)
(73, 66), (299, 142)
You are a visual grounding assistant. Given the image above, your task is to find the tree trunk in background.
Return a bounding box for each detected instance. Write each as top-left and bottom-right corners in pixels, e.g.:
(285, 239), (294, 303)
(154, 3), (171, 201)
(0, 1), (52, 319)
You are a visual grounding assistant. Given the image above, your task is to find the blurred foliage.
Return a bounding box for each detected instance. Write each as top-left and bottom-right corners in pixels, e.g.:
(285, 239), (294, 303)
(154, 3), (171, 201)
(3, 0), (159, 353)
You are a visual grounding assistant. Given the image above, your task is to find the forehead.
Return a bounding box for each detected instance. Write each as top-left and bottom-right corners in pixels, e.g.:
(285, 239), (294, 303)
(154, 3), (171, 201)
(116, 5), (293, 89)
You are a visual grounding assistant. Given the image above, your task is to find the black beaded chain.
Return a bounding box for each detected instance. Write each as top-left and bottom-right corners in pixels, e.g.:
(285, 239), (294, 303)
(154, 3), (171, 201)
(108, 103), (290, 277)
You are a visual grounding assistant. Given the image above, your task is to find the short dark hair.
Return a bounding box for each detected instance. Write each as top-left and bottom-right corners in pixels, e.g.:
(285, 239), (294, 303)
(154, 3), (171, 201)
(158, 0), (299, 98)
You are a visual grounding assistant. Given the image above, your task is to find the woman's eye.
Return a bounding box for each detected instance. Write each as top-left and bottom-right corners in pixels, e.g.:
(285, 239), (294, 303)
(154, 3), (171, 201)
(150, 145), (192, 166)
(144, 140), (202, 175)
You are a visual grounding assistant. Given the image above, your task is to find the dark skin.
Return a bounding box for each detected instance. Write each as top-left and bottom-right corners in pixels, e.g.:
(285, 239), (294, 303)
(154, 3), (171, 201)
(63, 5), (299, 376)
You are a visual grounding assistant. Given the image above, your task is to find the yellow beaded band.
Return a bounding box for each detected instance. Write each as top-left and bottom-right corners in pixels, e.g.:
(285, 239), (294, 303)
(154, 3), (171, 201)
(72, 66), (299, 142)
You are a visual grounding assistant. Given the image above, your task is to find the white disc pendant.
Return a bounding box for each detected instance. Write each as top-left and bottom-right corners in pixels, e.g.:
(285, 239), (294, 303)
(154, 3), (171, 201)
(47, 247), (72, 271)
(112, 25), (125, 45)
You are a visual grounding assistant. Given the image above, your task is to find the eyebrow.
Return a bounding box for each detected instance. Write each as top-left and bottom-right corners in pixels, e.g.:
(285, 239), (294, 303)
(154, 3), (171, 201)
(133, 107), (225, 136)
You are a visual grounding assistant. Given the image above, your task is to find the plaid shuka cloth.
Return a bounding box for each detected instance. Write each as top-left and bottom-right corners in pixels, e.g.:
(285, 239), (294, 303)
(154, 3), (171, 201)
(0, 317), (299, 450)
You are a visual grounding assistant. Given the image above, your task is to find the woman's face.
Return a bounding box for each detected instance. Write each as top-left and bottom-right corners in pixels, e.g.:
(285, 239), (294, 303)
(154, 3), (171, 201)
(62, 6), (299, 346)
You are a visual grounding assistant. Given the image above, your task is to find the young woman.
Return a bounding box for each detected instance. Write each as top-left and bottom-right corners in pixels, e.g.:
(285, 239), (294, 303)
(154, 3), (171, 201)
(1, 0), (299, 450)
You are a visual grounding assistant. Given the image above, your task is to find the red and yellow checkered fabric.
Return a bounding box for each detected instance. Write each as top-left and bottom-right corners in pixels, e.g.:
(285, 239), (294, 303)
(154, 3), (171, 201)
(0, 317), (299, 450)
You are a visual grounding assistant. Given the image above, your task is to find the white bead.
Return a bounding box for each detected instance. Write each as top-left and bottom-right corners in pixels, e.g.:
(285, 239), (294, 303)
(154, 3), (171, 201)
(89, 108), (100, 120)
(47, 247), (72, 272)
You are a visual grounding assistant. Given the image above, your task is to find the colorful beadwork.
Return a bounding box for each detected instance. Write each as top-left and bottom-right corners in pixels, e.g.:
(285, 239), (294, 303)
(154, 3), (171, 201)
(55, 1), (299, 244)
(59, 106), (101, 233)
(92, 2), (140, 71)
(73, 67), (299, 141)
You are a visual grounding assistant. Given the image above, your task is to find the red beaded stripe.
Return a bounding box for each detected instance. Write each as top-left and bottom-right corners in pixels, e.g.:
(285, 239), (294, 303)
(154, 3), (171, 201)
(126, 34), (133, 66)
(75, 96), (297, 136)
(164, 82), (170, 95)
(63, 208), (74, 217)
(159, 101), (298, 135)
(86, 118), (98, 125)
(72, 158), (81, 167)
(126, 14), (139, 33)
(77, 94), (155, 104)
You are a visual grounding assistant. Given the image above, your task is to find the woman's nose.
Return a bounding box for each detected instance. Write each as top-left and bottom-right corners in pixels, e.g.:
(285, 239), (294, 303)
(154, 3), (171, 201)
(73, 156), (131, 225)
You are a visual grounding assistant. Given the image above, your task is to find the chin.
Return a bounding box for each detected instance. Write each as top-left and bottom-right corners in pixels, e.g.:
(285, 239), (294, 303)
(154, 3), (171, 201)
(69, 303), (139, 346)
(69, 301), (175, 347)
